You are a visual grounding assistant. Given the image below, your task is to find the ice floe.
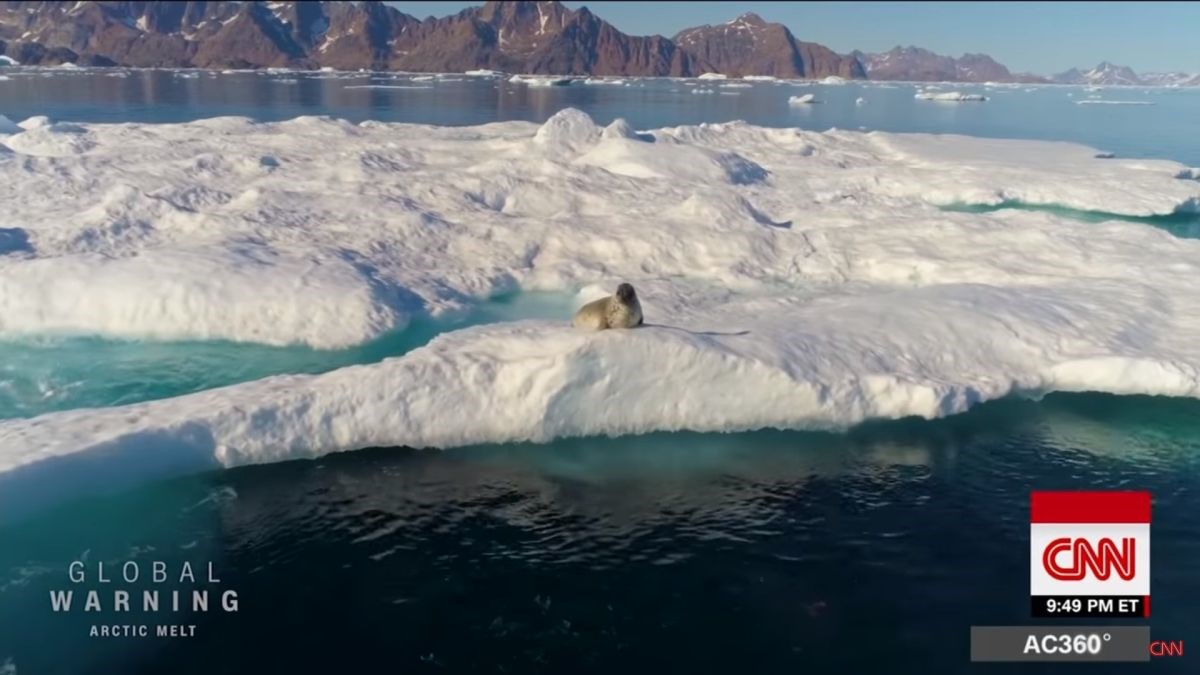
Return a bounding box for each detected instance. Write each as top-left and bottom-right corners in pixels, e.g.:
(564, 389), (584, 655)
(2, 109), (1200, 492)
(915, 91), (988, 101)
(788, 94), (817, 105)
(509, 74), (573, 87)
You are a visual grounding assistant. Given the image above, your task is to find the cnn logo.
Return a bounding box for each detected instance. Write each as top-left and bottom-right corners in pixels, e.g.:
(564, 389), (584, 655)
(1030, 492), (1150, 604)
(1150, 640), (1184, 657)
(1042, 537), (1135, 581)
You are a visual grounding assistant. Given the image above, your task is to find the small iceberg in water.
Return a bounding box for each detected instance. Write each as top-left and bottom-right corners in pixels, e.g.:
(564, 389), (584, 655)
(914, 91), (988, 102)
(509, 74), (574, 87)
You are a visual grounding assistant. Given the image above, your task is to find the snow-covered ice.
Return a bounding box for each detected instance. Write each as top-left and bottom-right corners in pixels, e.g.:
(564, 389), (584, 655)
(2, 109), (1200, 491)
(915, 91), (988, 101)
(509, 74), (572, 87)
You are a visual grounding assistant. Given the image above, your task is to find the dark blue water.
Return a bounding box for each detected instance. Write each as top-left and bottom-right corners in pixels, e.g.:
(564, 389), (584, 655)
(2, 68), (1199, 166)
(0, 393), (1196, 674)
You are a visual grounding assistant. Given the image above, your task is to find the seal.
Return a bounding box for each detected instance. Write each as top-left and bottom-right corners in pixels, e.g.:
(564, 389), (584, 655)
(572, 283), (643, 330)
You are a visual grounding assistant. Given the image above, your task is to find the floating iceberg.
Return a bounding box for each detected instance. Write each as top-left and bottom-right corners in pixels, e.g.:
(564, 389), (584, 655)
(741, 75), (777, 82)
(509, 74), (573, 87)
(819, 76), (847, 85)
(697, 72), (728, 80)
(789, 94), (818, 105)
(464, 69), (503, 77)
(0, 55), (18, 66)
(915, 91), (988, 101)
(1, 109), (1199, 496)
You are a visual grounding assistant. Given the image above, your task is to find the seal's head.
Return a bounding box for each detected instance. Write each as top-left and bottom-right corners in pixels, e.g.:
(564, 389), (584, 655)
(615, 283), (636, 303)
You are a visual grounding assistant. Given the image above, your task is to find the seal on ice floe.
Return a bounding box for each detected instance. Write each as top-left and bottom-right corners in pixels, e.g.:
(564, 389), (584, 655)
(572, 283), (643, 330)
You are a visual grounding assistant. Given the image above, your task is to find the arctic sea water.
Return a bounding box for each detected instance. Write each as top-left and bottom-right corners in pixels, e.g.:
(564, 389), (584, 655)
(0, 69), (1198, 673)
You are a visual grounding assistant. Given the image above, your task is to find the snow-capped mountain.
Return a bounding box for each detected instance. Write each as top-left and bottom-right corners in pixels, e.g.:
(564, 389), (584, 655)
(672, 12), (863, 79)
(1140, 71), (1200, 87)
(1052, 61), (1142, 85)
(852, 45), (1045, 83)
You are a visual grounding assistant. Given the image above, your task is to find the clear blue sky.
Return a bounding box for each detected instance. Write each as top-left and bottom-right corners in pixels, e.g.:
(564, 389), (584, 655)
(386, 2), (1200, 74)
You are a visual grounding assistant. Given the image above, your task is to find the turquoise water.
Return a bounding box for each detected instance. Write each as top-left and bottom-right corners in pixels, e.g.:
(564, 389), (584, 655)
(942, 200), (1200, 238)
(0, 291), (575, 419)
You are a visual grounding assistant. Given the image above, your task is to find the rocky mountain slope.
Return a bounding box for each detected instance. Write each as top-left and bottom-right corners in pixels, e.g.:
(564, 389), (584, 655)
(0, 0), (700, 73)
(853, 45), (1045, 83)
(672, 13), (863, 79)
(0, 1), (863, 77)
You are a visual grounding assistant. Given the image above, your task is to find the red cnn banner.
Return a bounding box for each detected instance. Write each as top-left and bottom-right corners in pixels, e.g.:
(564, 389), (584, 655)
(1030, 491), (1150, 618)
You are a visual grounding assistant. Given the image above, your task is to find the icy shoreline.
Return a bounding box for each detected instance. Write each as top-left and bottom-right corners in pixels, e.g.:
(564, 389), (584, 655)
(2, 109), (1200, 491)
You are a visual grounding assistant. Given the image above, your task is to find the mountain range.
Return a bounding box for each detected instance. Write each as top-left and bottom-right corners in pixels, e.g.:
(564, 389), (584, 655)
(0, 1), (1195, 86)
(0, 1), (854, 77)
(853, 46), (1047, 83)
(1051, 61), (1200, 87)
